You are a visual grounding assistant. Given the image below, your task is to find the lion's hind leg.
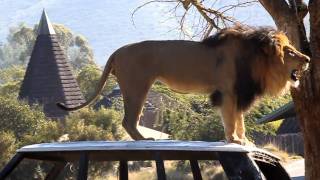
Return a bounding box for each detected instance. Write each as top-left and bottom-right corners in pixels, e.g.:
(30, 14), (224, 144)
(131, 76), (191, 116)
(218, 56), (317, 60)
(119, 78), (155, 140)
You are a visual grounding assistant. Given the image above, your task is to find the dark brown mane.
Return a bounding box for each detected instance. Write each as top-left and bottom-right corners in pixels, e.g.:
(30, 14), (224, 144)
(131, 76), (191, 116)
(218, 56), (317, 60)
(202, 26), (280, 54)
(206, 26), (285, 111)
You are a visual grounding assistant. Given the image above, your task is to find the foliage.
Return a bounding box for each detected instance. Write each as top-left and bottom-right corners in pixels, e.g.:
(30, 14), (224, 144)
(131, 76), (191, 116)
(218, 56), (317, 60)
(151, 82), (207, 105)
(0, 95), (125, 178)
(0, 65), (25, 84)
(64, 107), (124, 141)
(0, 131), (17, 169)
(76, 64), (118, 99)
(0, 96), (60, 179)
(0, 23), (95, 70)
(52, 108), (125, 178)
(152, 83), (291, 142)
(0, 96), (51, 140)
(245, 94), (292, 139)
(0, 65), (25, 96)
(0, 24), (36, 67)
(164, 104), (225, 141)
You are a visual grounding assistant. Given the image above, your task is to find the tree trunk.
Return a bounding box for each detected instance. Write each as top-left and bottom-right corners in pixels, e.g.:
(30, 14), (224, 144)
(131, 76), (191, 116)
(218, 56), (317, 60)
(294, 0), (320, 179)
(259, 0), (320, 179)
(258, 0), (301, 47)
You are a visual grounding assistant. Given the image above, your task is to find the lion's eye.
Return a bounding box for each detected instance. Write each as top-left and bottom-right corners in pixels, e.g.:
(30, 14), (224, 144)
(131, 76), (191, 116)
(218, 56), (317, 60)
(288, 51), (296, 57)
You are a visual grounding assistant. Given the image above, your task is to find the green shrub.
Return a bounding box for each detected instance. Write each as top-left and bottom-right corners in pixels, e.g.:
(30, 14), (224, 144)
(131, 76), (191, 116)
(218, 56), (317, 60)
(0, 96), (51, 140)
(162, 103), (224, 141)
(0, 131), (17, 169)
(64, 107), (124, 141)
(76, 64), (117, 99)
(152, 83), (291, 142)
(245, 94), (292, 139)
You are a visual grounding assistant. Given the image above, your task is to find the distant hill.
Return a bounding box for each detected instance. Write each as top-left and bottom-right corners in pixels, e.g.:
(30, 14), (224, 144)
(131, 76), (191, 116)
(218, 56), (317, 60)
(0, 0), (275, 65)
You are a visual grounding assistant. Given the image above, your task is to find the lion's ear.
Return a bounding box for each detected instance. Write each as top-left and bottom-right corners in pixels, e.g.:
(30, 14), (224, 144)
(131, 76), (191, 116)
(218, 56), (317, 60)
(263, 40), (285, 64)
(275, 42), (285, 64)
(262, 41), (276, 56)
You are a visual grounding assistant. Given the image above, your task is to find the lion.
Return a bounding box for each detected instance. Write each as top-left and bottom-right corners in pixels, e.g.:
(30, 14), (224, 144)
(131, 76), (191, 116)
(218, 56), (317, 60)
(58, 26), (310, 145)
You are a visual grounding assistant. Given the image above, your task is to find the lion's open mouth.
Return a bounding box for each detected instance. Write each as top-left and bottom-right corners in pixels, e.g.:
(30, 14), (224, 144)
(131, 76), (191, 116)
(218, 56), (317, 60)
(291, 69), (300, 81)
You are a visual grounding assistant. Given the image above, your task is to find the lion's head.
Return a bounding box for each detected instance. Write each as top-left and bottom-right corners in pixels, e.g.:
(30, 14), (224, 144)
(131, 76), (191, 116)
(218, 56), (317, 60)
(272, 33), (310, 86)
(203, 26), (310, 110)
(238, 27), (310, 95)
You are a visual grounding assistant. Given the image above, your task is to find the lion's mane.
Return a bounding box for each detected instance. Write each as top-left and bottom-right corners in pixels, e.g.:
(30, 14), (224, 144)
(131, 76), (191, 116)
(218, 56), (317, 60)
(204, 26), (290, 111)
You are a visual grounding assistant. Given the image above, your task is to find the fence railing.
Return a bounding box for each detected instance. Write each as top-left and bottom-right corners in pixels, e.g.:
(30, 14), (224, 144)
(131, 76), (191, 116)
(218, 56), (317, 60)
(255, 133), (304, 156)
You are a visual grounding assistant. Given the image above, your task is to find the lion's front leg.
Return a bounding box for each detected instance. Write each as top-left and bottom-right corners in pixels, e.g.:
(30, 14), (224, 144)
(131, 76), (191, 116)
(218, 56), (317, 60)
(220, 95), (242, 144)
(235, 113), (255, 146)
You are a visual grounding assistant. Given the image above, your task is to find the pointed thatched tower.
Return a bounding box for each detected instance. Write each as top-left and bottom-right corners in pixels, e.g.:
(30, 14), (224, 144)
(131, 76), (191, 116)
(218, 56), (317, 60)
(19, 10), (85, 119)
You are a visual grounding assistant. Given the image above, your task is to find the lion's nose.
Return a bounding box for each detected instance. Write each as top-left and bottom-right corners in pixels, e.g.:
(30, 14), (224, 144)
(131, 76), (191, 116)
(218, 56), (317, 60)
(305, 56), (310, 63)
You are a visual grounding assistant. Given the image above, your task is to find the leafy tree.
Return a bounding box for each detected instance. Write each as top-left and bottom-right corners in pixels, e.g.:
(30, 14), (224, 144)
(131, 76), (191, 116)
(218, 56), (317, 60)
(0, 96), (60, 179)
(165, 105), (225, 141)
(76, 64), (118, 99)
(0, 23), (95, 70)
(59, 108), (124, 178)
(0, 96), (51, 140)
(245, 95), (292, 139)
(0, 24), (36, 67)
(0, 131), (17, 169)
(0, 65), (25, 84)
(152, 83), (286, 141)
(64, 107), (124, 141)
(0, 95), (125, 178)
(0, 65), (25, 96)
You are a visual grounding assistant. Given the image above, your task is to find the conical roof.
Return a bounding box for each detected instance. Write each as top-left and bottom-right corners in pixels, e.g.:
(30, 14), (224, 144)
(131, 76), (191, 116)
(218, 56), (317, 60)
(38, 9), (56, 35)
(19, 10), (85, 119)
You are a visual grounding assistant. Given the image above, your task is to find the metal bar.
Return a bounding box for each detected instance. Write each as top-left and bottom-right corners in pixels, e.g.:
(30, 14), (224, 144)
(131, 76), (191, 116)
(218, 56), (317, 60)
(0, 153), (24, 179)
(155, 159), (166, 180)
(218, 152), (265, 180)
(190, 160), (202, 180)
(119, 161), (128, 180)
(77, 153), (89, 180)
(45, 162), (67, 180)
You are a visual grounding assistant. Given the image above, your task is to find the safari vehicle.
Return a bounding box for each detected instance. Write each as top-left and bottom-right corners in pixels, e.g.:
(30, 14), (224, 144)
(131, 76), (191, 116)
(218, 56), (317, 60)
(0, 140), (291, 180)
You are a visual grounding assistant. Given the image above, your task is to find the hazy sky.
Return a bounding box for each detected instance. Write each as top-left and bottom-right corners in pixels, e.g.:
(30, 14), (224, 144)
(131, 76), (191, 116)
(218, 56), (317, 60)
(0, 0), (275, 65)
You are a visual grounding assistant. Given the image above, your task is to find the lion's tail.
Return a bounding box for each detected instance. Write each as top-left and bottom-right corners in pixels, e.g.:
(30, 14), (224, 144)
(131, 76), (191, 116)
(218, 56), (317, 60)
(57, 53), (115, 111)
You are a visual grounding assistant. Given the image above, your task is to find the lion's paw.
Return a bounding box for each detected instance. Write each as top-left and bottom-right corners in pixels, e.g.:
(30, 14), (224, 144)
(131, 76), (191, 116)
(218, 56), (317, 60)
(241, 138), (256, 147)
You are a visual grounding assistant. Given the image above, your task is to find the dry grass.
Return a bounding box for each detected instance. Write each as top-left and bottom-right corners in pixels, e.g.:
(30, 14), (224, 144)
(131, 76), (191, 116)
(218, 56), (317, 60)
(202, 165), (228, 180)
(85, 143), (302, 180)
(92, 161), (227, 180)
(262, 143), (303, 163)
(93, 169), (156, 180)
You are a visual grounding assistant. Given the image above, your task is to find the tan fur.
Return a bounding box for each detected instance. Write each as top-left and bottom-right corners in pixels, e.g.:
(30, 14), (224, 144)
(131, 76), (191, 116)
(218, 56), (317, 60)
(58, 27), (310, 144)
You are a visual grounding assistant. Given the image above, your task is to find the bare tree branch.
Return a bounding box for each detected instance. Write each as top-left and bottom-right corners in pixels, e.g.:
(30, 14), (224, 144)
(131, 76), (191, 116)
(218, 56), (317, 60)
(131, 0), (177, 27)
(133, 0), (257, 39)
